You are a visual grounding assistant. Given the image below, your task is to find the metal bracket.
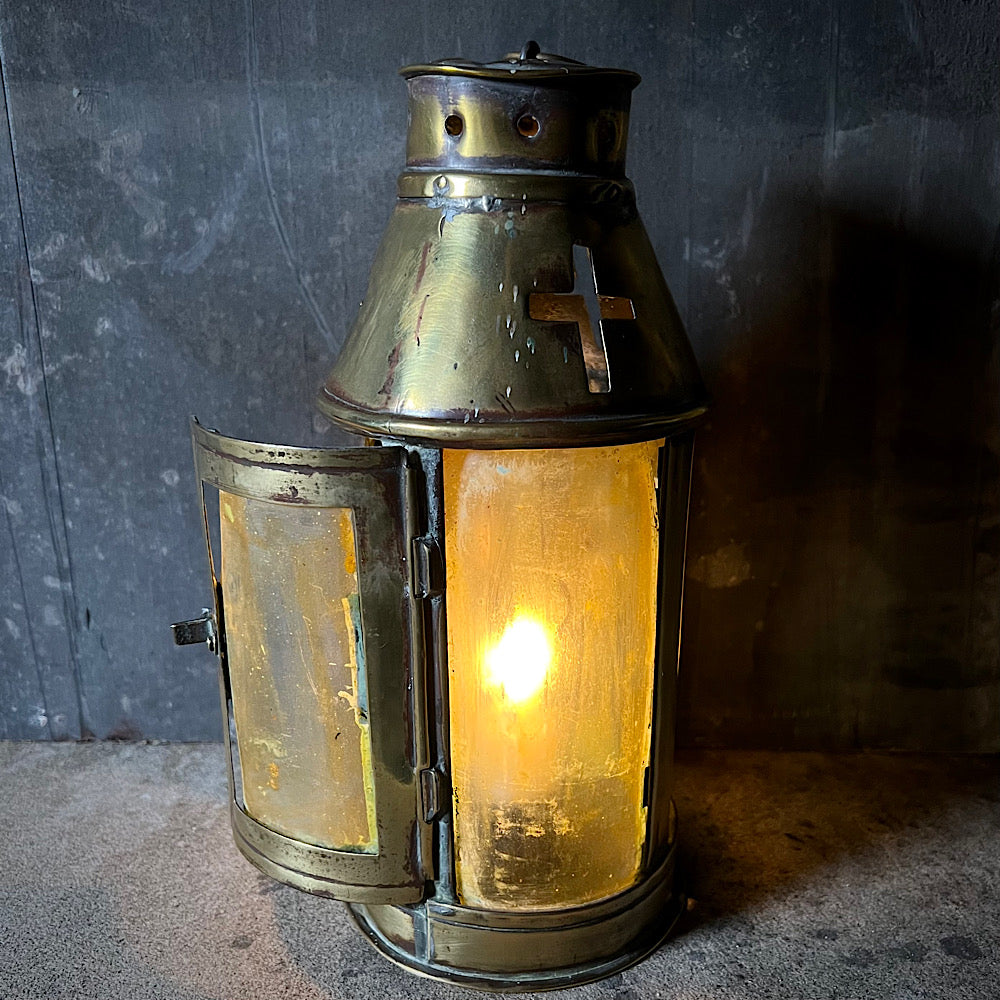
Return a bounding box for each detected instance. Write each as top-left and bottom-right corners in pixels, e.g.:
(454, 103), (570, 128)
(171, 609), (218, 654)
(411, 535), (443, 599)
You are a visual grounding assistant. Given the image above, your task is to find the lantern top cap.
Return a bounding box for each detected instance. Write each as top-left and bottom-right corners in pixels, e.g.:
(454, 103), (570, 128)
(319, 46), (706, 449)
(400, 41), (641, 88)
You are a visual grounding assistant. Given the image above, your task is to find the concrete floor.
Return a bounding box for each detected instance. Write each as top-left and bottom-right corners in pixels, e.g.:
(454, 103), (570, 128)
(0, 744), (996, 1000)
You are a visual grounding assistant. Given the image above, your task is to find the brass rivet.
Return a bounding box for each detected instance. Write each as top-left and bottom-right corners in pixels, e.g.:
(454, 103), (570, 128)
(434, 174), (449, 192)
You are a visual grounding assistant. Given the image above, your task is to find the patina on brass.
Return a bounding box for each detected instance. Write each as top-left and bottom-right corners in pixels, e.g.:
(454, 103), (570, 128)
(175, 42), (707, 993)
(317, 44), (705, 448)
(320, 43), (705, 989)
(187, 420), (434, 902)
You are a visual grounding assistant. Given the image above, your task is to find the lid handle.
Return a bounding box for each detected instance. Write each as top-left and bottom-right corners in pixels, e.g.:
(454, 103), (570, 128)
(519, 40), (541, 62)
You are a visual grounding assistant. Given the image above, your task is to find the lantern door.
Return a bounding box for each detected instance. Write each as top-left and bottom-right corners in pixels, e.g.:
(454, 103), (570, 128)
(187, 421), (431, 903)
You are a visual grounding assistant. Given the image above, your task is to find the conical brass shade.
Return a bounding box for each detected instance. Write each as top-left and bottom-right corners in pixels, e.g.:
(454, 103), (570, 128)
(318, 46), (706, 448)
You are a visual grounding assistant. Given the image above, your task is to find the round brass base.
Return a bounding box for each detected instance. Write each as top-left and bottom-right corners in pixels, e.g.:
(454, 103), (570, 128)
(347, 847), (682, 993)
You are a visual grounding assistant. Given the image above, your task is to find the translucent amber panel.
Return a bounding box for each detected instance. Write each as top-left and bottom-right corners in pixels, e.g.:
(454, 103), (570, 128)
(220, 494), (376, 852)
(444, 441), (661, 909)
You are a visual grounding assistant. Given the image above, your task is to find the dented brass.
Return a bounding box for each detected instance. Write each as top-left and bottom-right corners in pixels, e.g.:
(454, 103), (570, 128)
(318, 45), (707, 448)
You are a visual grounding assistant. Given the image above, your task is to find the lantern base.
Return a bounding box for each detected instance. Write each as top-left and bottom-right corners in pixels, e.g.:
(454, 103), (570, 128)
(346, 844), (681, 992)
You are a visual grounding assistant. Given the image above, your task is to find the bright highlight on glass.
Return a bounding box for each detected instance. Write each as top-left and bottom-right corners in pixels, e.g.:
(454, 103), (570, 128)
(445, 441), (662, 910)
(483, 617), (552, 705)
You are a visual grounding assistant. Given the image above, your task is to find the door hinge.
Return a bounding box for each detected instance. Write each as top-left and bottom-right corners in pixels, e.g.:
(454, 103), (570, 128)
(419, 767), (448, 823)
(411, 535), (443, 598)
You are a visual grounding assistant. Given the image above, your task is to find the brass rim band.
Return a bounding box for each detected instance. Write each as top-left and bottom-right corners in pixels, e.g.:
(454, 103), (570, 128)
(397, 170), (635, 203)
(317, 389), (708, 449)
(347, 841), (682, 991)
(399, 63), (640, 86)
(230, 802), (424, 905)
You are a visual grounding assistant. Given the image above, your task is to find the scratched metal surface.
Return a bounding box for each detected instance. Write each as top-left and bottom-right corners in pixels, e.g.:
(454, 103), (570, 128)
(0, 1), (997, 747)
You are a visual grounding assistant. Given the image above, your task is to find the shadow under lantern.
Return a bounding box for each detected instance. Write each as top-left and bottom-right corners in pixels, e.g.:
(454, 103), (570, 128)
(174, 42), (707, 992)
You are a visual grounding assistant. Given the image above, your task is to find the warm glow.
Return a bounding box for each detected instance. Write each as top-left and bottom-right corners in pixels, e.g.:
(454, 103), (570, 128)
(221, 497), (376, 852)
(483, 617), (552, 704)
(445, 442), (661, 909)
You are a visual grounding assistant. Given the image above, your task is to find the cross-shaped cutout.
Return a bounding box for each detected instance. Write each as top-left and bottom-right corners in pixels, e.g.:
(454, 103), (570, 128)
(527, 244), (636, 393)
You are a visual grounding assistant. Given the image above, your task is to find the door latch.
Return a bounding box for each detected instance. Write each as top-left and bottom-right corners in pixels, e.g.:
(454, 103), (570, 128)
(171, 609), (218, 654)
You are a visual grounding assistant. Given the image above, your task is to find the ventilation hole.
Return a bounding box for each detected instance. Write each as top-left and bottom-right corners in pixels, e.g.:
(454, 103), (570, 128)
(516, 114), (540, 138)
(445, 114), (464, 137)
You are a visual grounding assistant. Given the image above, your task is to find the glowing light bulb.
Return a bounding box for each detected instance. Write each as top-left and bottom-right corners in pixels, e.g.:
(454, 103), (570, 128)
(483, 616), (552, 705)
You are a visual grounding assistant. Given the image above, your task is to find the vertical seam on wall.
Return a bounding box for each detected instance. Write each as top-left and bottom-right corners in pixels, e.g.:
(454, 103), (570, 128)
(0, 462), (46, 735)
(0, 30), (87, 739)
(683, 0), (695, 335)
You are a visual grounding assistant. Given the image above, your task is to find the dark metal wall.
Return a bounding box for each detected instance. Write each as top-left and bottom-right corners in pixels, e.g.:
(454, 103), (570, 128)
(1, 2), (997, 748)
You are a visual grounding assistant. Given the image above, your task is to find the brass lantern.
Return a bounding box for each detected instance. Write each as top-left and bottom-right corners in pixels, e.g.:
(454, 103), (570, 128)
(174, 43), (706, 991)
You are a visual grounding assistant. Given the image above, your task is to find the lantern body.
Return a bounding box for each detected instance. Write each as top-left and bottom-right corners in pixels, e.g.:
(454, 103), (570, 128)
(175, 44), (706, 991)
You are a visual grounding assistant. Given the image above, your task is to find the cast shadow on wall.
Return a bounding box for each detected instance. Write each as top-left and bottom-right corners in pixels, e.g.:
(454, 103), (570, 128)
(677, 189), (1000, 752)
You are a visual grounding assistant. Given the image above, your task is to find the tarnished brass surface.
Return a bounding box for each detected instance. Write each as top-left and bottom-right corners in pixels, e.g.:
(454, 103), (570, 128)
(400, 46), (635, 178)
(395, 171), (634, 201)
(647, 436), (695, 865)
(319, 47), (706, 448)
(318, 199), (706, 447)
(403, 74), (631, 176)
(348, 839), (681, 991)
(191, 422), (432, 903)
